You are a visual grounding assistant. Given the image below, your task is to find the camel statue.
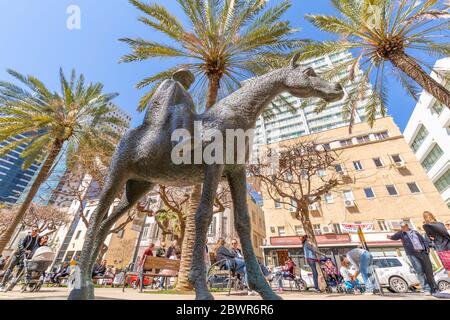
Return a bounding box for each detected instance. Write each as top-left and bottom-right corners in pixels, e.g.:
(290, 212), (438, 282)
(67, 53), (344, 300)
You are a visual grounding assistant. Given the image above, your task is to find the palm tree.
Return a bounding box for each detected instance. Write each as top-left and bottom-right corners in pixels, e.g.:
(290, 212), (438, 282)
(0, 69), (125, 253)
(297, 0), (450, 128)
(122, 0), (299, 290)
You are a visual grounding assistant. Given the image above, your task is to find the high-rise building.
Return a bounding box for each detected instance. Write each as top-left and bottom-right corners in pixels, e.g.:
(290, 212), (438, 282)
(254, 51), (379, 148)
(404, 57), (450, 209)
(0, 134), (42, 205)
(258, 117), (450, 269)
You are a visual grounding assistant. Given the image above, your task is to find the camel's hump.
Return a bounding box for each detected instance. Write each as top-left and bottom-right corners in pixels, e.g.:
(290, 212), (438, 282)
(143, 79), (196, 127)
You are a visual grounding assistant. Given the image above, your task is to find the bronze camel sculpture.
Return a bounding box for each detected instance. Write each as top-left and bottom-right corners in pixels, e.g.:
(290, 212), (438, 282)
(68, 53), (344, 300)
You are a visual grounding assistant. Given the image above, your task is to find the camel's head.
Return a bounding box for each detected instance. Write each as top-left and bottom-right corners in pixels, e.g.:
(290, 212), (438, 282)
(283, 53), (344, 102)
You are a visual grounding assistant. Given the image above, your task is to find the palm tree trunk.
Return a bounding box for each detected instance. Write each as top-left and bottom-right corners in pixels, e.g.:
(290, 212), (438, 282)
(176, 74), (221, 291)
(175, 184), (201, 291)
(299, 206), (326, 291)
(0, 141), (63, 253)
(390, 52), (450, 108)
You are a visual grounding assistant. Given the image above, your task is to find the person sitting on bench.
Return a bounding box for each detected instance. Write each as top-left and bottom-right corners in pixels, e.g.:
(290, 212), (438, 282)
(92, 259), (108, 278)
(51, 262), (70, 284)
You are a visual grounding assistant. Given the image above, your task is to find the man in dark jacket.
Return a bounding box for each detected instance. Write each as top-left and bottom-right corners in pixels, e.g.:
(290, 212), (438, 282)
(92, 260), (108, 278)
(0, 227), (40, 290)
(387, 221), (438, 295)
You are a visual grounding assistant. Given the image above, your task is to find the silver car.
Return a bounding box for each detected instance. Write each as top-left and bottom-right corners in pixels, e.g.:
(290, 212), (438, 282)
(435, 268), (450, 291)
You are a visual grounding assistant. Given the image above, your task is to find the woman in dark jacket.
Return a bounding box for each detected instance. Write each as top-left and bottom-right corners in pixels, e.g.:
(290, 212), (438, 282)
(423, 211), (450, 277)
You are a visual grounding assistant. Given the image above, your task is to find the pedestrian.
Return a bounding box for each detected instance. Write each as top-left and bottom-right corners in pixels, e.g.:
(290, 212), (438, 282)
(159, 250), (179, 290)
(345, 247), (377, 295)
(423, 211), (450, 280)
(387, 221), (437, 295)
(300, 235), (320, 292)
(204, 239), (211, 269)
(165, 240), (178, 259)
(275, 256), (296, 293)
(155, 242), (166, 258)
(140, 243), (155, 266)
(0, 227), (40, 291)
(340, 257), (363, 294)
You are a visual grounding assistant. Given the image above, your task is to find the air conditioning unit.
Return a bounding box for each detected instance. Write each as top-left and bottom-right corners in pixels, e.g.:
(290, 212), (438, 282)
(308, 203), (319, 211)
(394, 161), (406, 169)
(321, 225), (334, 234)
(344, 199), (356, 207)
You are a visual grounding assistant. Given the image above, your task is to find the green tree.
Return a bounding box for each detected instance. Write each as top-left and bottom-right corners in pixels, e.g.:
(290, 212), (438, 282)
(121, 0), (299, 290)
(297, 0), (450, 128)
(0, 69), (125, 253)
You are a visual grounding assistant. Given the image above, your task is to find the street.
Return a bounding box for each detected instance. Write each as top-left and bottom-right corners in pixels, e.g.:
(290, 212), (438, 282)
(0, 287), (442, 300)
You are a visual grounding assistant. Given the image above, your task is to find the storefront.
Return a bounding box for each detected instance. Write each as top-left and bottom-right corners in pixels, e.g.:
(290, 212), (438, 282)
(262, 233), (408, 269)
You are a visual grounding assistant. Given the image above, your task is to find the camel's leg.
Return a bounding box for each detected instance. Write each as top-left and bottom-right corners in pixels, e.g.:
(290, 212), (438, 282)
(87, 180), (154, 280)
(68, 173), (127, 300)
(227, 168), (281, 300)
(189, 164), (224, 300)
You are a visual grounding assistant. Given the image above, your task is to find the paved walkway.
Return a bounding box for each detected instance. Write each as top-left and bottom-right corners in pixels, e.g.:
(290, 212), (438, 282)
(0, 287), (441, 300)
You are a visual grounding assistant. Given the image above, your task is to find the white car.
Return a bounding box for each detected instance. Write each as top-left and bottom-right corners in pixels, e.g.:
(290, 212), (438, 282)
(269, 266), (315, 291)
(435, 268), (450, 291)
(350, 256), (419, 293)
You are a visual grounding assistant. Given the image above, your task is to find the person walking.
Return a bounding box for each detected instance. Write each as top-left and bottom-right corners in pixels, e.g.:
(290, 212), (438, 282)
(423, 211), (450, 280)
(387, 221), (437, 295)
(346, 247), (377, 295)
(0, 227), (40, 291)
(300, 235), (320, 292)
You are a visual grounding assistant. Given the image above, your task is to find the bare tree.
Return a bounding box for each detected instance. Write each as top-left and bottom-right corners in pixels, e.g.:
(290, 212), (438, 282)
(249, 140), (346, 289)
(0, 203), (70, 237)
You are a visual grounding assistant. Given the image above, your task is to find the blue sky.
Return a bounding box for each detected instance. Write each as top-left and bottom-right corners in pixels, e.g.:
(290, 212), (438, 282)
(0, 0), (436, 130)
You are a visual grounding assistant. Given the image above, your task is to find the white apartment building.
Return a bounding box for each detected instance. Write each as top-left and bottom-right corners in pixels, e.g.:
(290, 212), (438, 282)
(404, 57), (450, 209)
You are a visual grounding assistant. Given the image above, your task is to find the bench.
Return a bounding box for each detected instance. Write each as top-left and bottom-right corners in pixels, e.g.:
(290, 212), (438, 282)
(123, 256), (180, 293)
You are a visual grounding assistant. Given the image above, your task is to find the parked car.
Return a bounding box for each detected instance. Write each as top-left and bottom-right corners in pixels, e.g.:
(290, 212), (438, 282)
(349, 256), (419, 293)
(435, 268), (450, 292)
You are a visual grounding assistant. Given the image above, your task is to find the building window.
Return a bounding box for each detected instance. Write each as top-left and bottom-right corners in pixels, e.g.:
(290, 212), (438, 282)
(363, 187), (376, 199)
(324, 193), (334, 203)
(335, 164), (345, 173)
(274, 199), (281, 209)
(375, 131), (389, 140)
(208, 216), (216, 236)
(421, 144), (444, 172)
(313, 224), (322, 236)
(142, 223), (150, 239)
(386, 184), (399, 196)
(317, 168), (326, 177)
(343, 190), (354, 201)
(373, 157), (384, 168)
(295, 226), (304, 235)
(410, 125), (429, 152)
(333, 223), (343, 235)
(117, 229), (125, 239)
(323, 143), (331, 151)
(431, 101), (444, 115)
(353, 161), (363, 171)
(434, 169), (450, 193)
(357, 135), (370, 143)
(407, 182), (421, 194)
(277, 227), (286, 236)
(74, 230), (82, 240)
(391, 154), (403, 165)
(340, 139), (353, 147)
(377, 220), (389, 231)
(270, 227), (276, 234)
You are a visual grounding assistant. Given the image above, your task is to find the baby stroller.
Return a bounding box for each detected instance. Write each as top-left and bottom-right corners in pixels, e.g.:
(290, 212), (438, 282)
(5, 246), (55, 293)
(320, 257), (344, 293)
